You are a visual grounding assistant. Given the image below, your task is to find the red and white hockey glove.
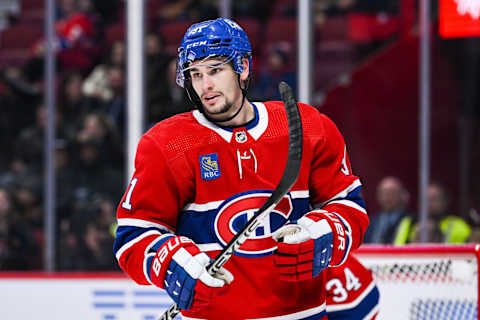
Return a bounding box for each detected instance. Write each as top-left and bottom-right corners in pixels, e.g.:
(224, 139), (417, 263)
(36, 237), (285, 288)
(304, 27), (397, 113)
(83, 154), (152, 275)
(147, 235), (233, 311)
(273, 210), (351, 281)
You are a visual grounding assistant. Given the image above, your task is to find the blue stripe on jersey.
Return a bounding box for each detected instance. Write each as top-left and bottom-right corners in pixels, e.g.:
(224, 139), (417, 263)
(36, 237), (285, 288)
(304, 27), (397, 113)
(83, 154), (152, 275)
(245, 102), (260, 130)
(145, 255), (155, 283)
(114, 226), (168, 255)
(176, 208), (217, 243)
(149, 234), (173, 253)
(344, 186), (366, 210)
(326, 285), (380, 320)
(176, 196), (311, 247)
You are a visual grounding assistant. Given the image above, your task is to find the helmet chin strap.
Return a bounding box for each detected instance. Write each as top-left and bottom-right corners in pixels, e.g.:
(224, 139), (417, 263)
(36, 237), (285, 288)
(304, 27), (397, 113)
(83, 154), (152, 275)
(185, 74), (250, 125)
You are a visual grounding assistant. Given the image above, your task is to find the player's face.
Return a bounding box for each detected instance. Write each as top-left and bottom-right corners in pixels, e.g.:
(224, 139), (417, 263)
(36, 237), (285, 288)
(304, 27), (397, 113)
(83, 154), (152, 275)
(189, 57), (248, 122)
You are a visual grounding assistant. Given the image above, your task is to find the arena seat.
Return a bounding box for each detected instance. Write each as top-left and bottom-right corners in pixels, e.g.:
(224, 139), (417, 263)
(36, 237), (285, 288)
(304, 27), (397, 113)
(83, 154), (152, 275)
(0, 23), (42, 67)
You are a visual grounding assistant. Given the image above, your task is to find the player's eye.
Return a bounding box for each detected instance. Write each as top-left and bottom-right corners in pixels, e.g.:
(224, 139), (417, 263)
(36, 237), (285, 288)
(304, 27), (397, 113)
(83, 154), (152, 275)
(191, 71), (201, 79)
(209, 67), (221, 75)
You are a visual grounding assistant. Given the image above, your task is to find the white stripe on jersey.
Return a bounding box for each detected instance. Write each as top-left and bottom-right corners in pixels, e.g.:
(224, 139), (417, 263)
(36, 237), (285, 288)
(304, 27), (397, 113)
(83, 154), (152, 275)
(183, 190), (309, 213)
(248, 102), (268, 141)
(197, 243), (223, 251)
(117, 218), (174, 232)
(183, 200), (224, 212)
(326, 282), (377, 312)
(319, 179), (363, 208)
(327, 199), (367, 214)
(290, 190), (309, 199)
(193, 110), (233, 142)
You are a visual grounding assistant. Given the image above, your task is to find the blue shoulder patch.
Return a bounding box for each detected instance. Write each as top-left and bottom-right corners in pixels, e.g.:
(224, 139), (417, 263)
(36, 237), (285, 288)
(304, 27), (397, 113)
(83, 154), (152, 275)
(199, 153), (221, 180)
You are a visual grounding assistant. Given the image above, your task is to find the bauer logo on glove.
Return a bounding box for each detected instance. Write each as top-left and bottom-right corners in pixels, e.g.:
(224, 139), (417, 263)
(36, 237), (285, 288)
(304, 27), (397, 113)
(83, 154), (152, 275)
(147, 235), (233, 311)
(273, 209), (351, 281)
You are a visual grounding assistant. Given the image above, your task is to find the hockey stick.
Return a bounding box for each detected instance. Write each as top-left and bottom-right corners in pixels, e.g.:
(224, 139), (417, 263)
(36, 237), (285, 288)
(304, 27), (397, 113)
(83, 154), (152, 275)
(158, 82), (303, 320)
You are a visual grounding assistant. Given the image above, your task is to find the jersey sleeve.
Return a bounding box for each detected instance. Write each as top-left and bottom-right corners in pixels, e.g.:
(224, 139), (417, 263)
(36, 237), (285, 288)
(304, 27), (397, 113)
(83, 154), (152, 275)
(308, 110), (369, 266)
(114, 133), (194, 285)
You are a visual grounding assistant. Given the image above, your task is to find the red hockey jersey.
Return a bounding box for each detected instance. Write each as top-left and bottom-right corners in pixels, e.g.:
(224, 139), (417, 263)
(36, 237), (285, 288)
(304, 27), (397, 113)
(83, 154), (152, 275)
(326, 253), (379, 320)
(114, 101), (369, 319)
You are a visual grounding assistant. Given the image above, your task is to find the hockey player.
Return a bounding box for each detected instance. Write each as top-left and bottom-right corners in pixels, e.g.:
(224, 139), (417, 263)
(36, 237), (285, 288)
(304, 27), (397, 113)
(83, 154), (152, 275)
(326, 254), (379, 319)
(114, 18), (369, 320)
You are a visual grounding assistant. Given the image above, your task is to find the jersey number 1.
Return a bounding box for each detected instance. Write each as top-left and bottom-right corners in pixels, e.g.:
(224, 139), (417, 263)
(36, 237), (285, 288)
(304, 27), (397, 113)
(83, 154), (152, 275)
(122, 178), (138, 210)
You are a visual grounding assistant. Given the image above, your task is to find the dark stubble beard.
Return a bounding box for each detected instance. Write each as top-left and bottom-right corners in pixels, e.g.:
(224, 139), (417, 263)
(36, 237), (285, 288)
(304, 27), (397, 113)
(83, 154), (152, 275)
(210, 101), (233, 115)
(205, 99), (239, 122)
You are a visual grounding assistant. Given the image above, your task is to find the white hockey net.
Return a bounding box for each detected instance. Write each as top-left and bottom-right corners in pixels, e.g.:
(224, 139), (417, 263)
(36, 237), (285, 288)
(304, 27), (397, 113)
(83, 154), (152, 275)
(356, 244), (480, 320)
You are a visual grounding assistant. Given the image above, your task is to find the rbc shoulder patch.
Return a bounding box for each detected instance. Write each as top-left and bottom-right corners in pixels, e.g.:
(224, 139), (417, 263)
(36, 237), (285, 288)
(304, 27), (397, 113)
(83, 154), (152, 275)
(199, 153), (221, 180)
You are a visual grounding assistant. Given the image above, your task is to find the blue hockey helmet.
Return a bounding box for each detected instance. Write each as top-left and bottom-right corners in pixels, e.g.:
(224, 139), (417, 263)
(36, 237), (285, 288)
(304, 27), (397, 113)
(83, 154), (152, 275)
(176, 18), (252, 88)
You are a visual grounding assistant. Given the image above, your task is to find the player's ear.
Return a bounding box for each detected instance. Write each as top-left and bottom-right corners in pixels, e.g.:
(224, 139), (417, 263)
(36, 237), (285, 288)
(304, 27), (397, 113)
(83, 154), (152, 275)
(239, 58), (249, 82)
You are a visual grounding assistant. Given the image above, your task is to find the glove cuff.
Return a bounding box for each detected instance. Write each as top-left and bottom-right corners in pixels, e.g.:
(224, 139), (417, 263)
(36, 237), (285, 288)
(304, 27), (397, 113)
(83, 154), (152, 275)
(304, 210), (352, 267)
(149, 235), (200, 288)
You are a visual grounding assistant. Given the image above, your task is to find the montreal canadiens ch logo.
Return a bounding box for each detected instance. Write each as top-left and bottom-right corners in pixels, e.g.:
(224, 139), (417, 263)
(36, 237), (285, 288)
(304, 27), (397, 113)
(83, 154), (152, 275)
(214, 190), (293, 256)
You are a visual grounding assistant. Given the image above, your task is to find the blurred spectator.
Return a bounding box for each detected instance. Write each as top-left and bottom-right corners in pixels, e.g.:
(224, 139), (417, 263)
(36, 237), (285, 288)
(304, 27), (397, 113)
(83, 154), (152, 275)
(452, 38), (480, 218)
(54, 138), (80, 223)
(251, 43), (297, 101)
(232, 1), (269, 20)
(29, 0), (100, 72)
(154, 0), (218, 24)
(148, 56), (192, 126)
(14, 104), (65, 171)
(82, 40), (126, 103)
(0, 66), (42, 99)
(410, 182), (471, 243)
(314, 0), (354, 26)
(0, 67), (42, 169)
(0, 0), (19, 30)
(80, 222), (116, 270)
(75, 112), (123, 169)
(90, 0), (119, 26)
(60, 71), (103, 138)
(58, 194), (118, 270)
(81, 196), (117, 270)
(0, 187), (40, 270)
(12, 173), (43, 230)
(71, 136), (122, 197)
(144, 32), (178, 124)
(364, 176), (413, 244)
(83, 63), (127, 136)
(69, 113), (123, 203)
(99, 64), (126, 134)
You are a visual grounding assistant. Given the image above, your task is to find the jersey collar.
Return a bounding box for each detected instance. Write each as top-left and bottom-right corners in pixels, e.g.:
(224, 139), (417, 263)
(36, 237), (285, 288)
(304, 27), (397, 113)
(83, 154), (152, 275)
(193, 102), (269, 143)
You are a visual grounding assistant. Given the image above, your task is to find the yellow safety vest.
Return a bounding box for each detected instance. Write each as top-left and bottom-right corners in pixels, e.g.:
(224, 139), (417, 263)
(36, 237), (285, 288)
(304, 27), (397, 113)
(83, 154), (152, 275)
(396, 215), (471, 244)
